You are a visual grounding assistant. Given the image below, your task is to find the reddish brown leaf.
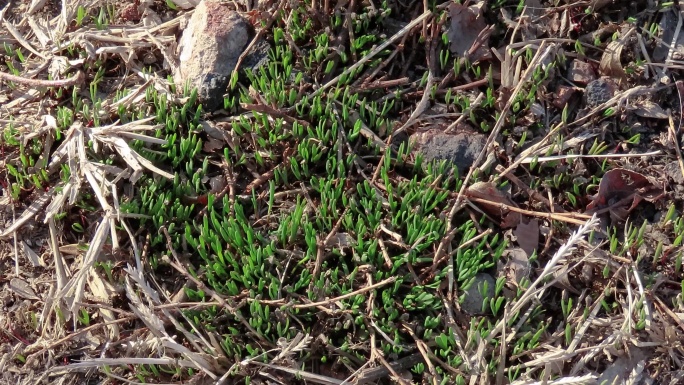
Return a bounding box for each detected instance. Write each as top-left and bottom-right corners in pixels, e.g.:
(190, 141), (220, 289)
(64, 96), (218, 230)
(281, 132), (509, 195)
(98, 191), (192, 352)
(586, 168), (664, 218)
(203, 136), (224, 152)
(447, 3), (490, 61)
(503, 248), (531, 286)
(514, 218), (539, 257)
(466, 182), (522, 228)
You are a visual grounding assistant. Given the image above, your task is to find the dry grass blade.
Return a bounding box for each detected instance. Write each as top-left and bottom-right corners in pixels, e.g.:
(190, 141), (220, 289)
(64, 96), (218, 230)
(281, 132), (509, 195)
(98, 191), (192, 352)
(0, 69), (84, 87)
(60, 215), (111, 313)
(48, 216), (69, 291)
(122, 265), (220, 378)
(274, 333), (313, 363)
(82, 163), (114, 211)
(487, 214), (600, 343)
(57, 357), (207, 371)
(514, 130), (598, 162)
(668, 115), (684, 181)
(88, 271), (120, 340)
(519, 150), (662, 164)
(510, 374), (597, 385)
(20, 240), (43, 267)
(247, 361), (345, 385)
(2, 17), (46, 59)
(0, 186), (56, 238)
(161, 338), (218, 378)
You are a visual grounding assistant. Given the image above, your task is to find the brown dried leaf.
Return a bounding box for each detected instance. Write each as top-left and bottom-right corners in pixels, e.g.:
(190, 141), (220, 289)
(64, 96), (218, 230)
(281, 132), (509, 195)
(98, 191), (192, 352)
(586, 168), (664, 218)
(9, 278), (39, 300)
(447, 3), (488, 58)
(503, 248), (531, 286)
(630, 100), (669, 119)
(203, 136), (225, 152)
(599, 40), (624, 77)
(88, 272), (121, 340)
(21, 241), (44, 267)
(514, 218), (539, 257)
(551, 265), (580, 295)
(466, 181), (522, 228)
(327, 232), (354, 247)
(599, 38), (628, 85)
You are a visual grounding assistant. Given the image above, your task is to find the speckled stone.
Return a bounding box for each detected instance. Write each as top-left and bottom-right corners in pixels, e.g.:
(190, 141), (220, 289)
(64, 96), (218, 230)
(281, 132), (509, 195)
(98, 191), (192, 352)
(175, 1), (250, 111)
(410, 129), (486, 174)
(585, 77), (617, 107)
(461, 273), (495, 315)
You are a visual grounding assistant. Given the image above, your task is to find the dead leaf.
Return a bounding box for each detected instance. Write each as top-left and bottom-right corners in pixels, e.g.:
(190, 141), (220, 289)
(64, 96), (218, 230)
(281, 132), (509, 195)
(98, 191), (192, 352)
(553, 85), (578, 109)
(166, 0), (201, 9)
(466, 181), (522, 228)
(203, 136), (225, 152)
(551, 264), (580, 295)
(586, 168), (664, 219)
(447, 3), (490, 61)
(209, 175), (226, 193)
(326, 232), (355, 249)
(513, 218), (539, 257)
(599, 29), (635, 85)
(600, 40), (625, 82)
(88, 272), (121, 340)
(630, 100), (669, 119)
(9, 278), (39, 300)
(503, 248), (531, 286)
(21, 241), (44, 267)
(59, 243), (85, 256)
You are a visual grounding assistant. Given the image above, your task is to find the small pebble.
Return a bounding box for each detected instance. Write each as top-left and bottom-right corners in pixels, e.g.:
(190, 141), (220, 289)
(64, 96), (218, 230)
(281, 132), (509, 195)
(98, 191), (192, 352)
(585, 77), (617, 107)
(461, 273), (495, 315)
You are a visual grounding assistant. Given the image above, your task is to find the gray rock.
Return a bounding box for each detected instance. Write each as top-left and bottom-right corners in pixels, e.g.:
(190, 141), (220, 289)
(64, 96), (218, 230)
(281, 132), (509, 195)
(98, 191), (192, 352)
(410, 128), (486, 174)
(241, 39), (271, 73)
(461, 273), (495, 315)
(666, 161), (684, 185)
(654, 9), (684, 62)
(175, 1), (251, 111)
(585, 77), (617, 107)
(567, 60), (596, 85)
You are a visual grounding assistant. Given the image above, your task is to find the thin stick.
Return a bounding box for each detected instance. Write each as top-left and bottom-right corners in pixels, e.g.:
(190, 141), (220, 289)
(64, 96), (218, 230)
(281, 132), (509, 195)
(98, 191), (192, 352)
(0, 70), (84, 87)
(312, 10), (432, 98)
(517, 150), (663, 164)
(466, 196), (592, 225)
(293, 277), (396, 309)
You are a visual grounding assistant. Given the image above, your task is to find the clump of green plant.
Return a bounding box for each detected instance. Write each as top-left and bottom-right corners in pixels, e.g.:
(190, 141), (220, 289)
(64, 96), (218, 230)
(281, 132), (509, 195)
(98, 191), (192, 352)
(116, 3), (512, 382)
